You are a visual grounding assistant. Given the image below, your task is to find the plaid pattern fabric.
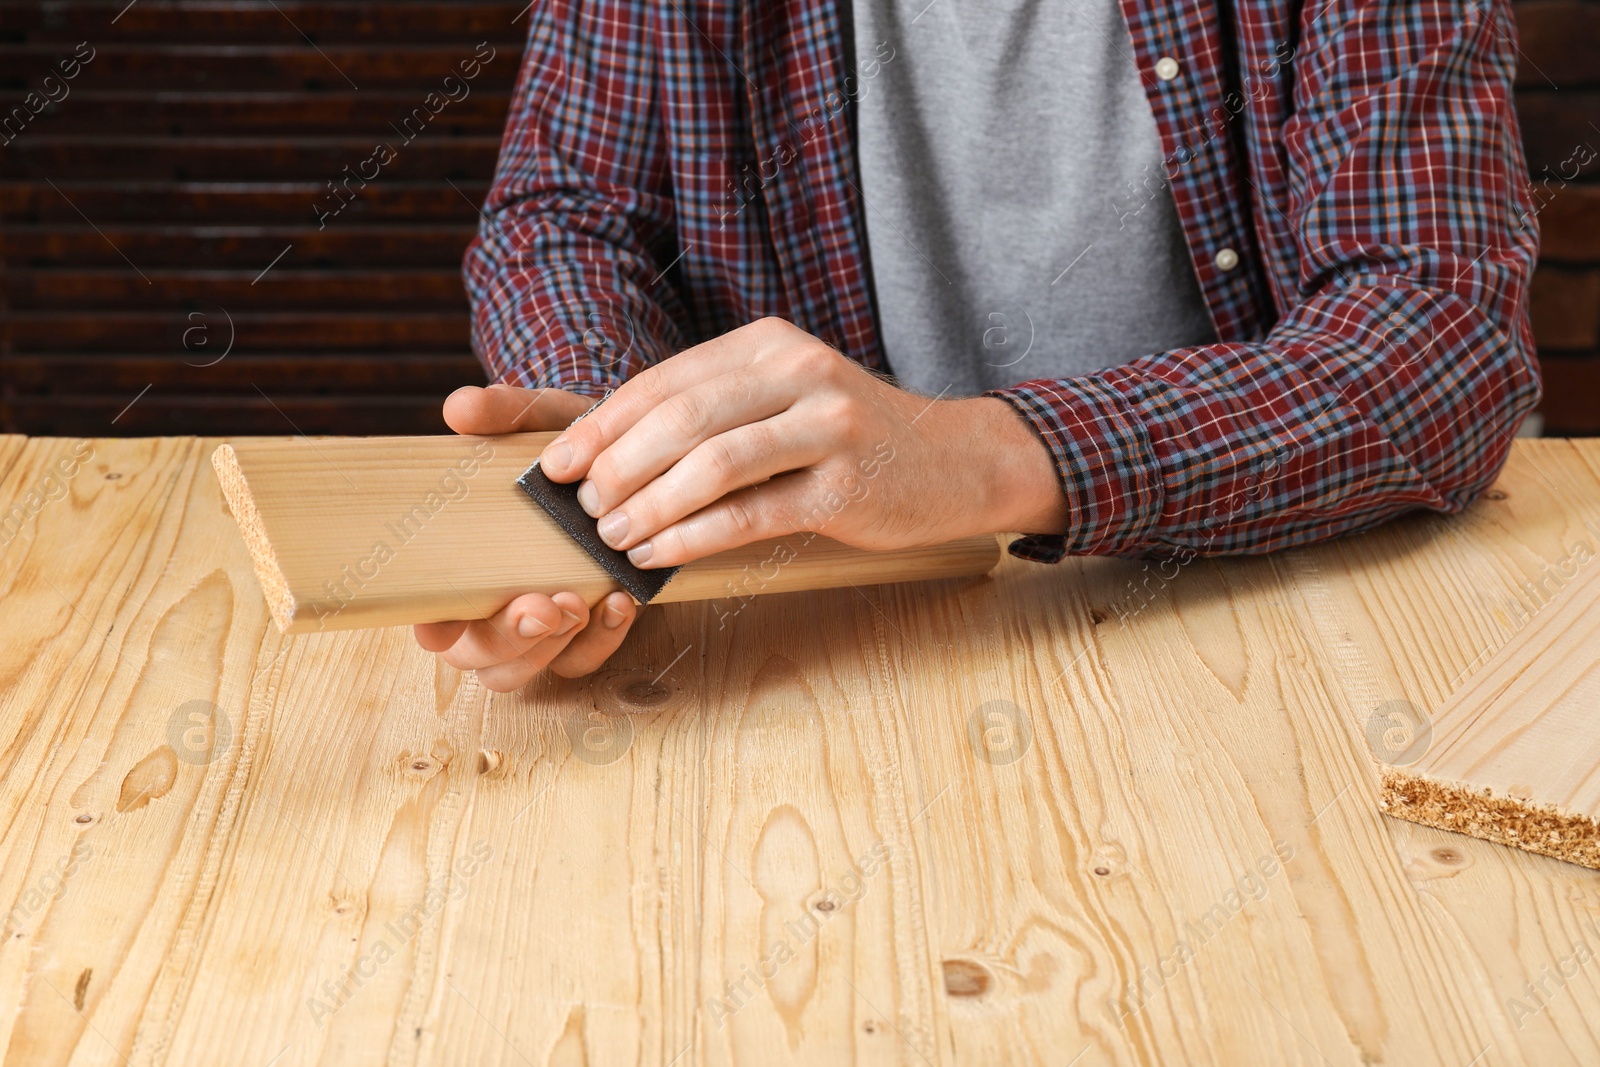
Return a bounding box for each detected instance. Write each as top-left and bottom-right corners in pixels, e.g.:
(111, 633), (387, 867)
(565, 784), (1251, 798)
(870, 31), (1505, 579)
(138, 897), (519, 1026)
(463, 0), (1540, 562)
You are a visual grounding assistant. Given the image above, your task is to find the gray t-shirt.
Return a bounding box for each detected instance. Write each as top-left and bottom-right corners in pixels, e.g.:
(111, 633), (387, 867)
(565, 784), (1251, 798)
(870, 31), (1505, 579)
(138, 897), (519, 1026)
(848, 0), (1217, 396)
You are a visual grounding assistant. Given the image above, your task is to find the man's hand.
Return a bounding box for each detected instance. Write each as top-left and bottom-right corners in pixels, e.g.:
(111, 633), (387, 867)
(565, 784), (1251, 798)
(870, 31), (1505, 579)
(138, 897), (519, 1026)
(412, 383), (643, 692)
(537, 317), (1069, 569)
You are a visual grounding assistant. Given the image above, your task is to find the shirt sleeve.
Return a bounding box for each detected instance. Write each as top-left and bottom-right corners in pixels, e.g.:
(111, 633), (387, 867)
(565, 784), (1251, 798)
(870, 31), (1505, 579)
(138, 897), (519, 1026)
(463, 0), (689, 399)
(985, 0), (1542, 563)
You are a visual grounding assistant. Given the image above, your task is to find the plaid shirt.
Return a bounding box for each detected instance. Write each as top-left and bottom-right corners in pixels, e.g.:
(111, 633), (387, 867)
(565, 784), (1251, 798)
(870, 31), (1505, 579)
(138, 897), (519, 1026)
(463, 0), (1541, 562)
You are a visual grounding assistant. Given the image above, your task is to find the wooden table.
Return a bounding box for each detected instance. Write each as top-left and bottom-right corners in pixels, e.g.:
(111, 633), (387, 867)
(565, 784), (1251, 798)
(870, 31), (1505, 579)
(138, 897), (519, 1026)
(3, 435), (1599, 1067)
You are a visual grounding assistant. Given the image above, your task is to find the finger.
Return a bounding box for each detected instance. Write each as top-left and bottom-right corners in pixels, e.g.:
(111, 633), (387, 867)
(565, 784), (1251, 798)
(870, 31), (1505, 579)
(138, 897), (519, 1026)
(548, 592), (639, 678)
(414, 618), (467, 652)
(464, 595), (592, 692)
(575, 367), (801, 519)
(443, 384), (594, 435)
(595, 416), (827, 551)
(440, 591), (586, 672)
(626, 475), (814, 569)
(540, 317), (809, 482)
(474, 637), (574, 692)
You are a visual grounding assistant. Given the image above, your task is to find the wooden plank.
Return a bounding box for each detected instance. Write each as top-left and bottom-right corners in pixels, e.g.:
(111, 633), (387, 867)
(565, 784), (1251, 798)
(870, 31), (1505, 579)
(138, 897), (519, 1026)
(0, 46), (522, 92)
(1514, 1), (1600, 89)
(0, 138), (502, 182)
(4, 1), (529, 44)
(1539, 354), (1600, 435)
(1537, 184), (1600, 265)
(1516, 91), (1600, 171)
(3, 353), (479, 394)
(1380, 541), (1600, 868)
(32, 94), (512, 137)
(7, 395), (453, 437)
(3, 311), (469, 352)
(2, 225), (474, 269)
(0, 183), (488, 227)
(212, 432), (1004, 632)
(1530, 265), (1600, 352)
(0, 270), (471, 310)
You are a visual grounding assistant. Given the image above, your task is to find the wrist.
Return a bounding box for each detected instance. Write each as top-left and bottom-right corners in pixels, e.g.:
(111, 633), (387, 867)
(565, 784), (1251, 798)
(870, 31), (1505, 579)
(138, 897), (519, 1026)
(963, 396), (1070, 536)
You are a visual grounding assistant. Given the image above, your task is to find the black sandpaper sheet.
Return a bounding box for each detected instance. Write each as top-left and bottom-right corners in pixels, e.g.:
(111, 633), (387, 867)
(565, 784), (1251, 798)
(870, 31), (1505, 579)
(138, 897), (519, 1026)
(516, 460), (681, 605)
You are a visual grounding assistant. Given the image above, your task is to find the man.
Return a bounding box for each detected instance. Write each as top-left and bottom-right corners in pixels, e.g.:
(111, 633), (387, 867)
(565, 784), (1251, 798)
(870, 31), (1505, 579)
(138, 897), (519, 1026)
(415, 0), (1540, 691)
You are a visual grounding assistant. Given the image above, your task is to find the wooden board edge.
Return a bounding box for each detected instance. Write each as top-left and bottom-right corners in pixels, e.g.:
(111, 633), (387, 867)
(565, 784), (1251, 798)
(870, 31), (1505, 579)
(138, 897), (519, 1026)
(210, 443), (298, 632)
(275, 532), (1004, 634)
(1380, 765), (1600, 870)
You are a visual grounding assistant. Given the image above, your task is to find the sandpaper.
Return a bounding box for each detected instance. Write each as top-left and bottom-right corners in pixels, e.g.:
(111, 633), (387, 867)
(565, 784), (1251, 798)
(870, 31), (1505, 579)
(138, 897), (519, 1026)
(515, 460), (681, 604)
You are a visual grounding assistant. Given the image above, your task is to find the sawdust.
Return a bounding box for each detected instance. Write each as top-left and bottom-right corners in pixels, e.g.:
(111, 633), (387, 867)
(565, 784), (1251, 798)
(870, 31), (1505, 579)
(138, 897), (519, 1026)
(1381, 767), (1600, 870)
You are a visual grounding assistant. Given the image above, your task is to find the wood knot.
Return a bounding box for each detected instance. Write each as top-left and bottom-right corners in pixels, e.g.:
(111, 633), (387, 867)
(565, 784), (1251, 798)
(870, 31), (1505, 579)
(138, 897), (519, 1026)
(814, 897), (837, 913)
(1089, 608), (1108, 626)
(591, 667), (685, 717)
(942, 959), (991, 998)
(116, 746), (178, 812)
(104, 472), (122, 481)
(621, 680), (672, 706)
(1090, 841), (1127, 878)
(477, 749), (502, 776)
(1431, 847), (1463, 866)
(400, 751), (445, 778)
(863, 1021), (878, 1034)
(74, 813), (95, 825)
(1483, 489), (1507, 501)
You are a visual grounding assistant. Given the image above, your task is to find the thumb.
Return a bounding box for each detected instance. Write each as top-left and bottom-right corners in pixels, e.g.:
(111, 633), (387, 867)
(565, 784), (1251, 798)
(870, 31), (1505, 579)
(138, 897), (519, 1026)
(443, 384), (596, 435)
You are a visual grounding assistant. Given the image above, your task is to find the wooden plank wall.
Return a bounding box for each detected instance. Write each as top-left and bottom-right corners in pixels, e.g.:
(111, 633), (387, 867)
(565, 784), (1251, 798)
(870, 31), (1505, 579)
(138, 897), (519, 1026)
(0, 0), (1596, 437)
(1517, 0), (1600, 435)
(0, 0), (525, 435)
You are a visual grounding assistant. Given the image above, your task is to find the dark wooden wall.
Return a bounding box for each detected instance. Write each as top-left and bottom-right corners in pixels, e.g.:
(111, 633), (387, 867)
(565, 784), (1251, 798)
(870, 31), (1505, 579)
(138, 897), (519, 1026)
(0, 0), (1596, 437)
(0, 0), (524, 435)
(1518, 1), (1600, 434)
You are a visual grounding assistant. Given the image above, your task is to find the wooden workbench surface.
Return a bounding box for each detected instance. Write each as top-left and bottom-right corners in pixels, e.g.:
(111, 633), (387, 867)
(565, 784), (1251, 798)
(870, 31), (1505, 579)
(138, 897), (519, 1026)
(2, 434), (1599, 1067)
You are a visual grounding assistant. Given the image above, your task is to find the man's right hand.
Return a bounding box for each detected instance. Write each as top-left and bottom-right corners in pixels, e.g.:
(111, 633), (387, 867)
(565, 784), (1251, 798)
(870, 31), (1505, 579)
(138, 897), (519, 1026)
(412, 383), (642, 691)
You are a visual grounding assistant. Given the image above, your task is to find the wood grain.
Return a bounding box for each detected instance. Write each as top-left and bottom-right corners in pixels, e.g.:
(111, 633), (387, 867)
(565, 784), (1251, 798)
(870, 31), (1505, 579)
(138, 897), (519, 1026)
(212, 432), (1004, 632)
(1381, 535), (1600, 868)
(3, 436), (1600, 1067)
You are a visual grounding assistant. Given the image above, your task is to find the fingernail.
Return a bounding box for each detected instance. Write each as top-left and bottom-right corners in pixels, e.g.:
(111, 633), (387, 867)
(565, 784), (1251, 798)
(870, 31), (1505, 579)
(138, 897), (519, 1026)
(577, 479), (603, 517)
(602, 598), (630, 629)
(627, 541), (653, 566)
(597, 510), (629, 547)
(543, 439), (572, 475)
(517, 614), (553, 639)
(556, 609), (582, 636)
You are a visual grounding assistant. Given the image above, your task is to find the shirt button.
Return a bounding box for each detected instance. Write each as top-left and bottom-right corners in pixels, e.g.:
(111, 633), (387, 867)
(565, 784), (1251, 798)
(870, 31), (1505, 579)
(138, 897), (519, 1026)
(1154, 56), (1180, 81)
(1214, 247), (1240, 271)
